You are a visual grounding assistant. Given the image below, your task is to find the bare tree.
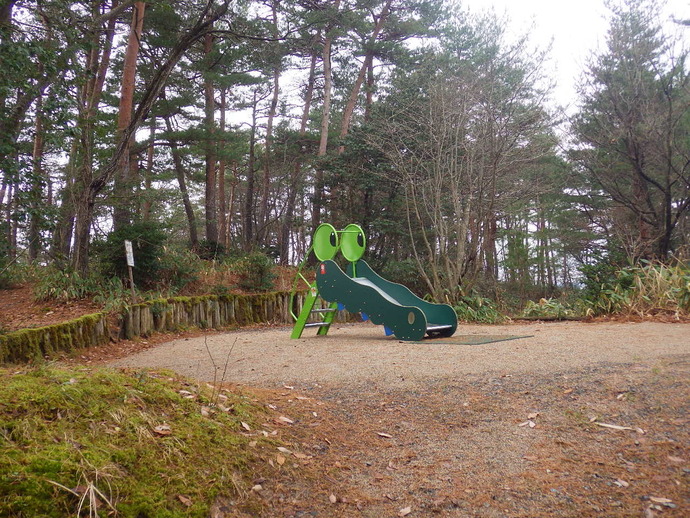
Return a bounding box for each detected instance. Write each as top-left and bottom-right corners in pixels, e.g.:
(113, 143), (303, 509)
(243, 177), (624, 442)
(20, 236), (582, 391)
(366, 27), (553, 301)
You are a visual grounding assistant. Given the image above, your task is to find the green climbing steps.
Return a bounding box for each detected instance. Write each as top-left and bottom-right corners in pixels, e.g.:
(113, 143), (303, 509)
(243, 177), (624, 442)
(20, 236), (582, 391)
(290, 223), (341, 339)
(290, 281), (338, 339)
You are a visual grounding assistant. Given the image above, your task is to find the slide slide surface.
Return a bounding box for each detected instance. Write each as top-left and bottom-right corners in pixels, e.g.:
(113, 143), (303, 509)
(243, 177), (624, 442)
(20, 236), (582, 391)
(316, 260), (457, 341)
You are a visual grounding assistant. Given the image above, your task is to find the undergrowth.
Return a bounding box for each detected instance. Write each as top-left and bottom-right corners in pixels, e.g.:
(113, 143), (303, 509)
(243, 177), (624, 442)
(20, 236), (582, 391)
(520, 298), (583, 320)
(581, 261), (690, 317)
(453, 293), (505, 324)
(0, 367), (271, 517)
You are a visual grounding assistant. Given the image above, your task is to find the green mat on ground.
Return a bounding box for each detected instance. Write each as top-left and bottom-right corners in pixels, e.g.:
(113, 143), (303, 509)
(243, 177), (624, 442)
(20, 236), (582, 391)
(407, 334), (533, 345)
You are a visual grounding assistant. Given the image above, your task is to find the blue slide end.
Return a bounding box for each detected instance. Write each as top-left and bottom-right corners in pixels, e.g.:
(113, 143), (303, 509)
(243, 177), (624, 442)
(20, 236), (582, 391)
(337, 303), (345, 311)
(361, 312), (369, 321)
(384, 326), (394, 336)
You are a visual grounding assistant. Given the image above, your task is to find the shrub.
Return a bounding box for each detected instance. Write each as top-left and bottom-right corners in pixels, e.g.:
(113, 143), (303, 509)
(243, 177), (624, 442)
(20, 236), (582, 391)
(521, 298), (581, 319)
(454, 293), (505, 324)
(0, 224), (13, 289)
(33, 267), (102, 302)
(581, 260), (690, 317)
(232, 252), (276, 292)
(0, 262), (29, 290)
(194, 239), (227, 261)
(380, 258), (429, 297)
(92, 221), (168, 290)
(579, 248), (628, 305)
(92, 277), (133, 312)
(156, 248), (200, 292)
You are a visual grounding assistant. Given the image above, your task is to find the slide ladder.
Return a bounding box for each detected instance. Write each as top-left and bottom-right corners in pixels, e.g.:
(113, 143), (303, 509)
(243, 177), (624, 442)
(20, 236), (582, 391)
(290, 281), (339, 339)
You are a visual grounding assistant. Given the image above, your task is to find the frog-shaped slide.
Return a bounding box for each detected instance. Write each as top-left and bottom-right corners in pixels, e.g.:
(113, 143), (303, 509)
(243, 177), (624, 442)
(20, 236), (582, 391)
(316, 259), (457, 341)
(290, 223), (457, 341)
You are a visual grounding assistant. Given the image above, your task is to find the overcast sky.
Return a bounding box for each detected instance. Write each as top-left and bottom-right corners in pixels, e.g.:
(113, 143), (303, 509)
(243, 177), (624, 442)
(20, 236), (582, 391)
(460, 0), (690, 112)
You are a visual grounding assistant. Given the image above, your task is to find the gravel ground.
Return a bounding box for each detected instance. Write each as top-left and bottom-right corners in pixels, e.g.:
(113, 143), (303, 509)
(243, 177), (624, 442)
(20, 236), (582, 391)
(107, 321), (690, 517)
(108, 321), (690, 388)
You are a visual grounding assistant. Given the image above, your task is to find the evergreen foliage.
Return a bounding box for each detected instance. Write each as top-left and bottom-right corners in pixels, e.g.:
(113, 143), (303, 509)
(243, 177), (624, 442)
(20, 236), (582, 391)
(0, 0), (687, 311)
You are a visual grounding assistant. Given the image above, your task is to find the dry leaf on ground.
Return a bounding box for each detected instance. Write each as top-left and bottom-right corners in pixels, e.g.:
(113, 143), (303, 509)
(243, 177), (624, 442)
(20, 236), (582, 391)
(153, 424), (171, 436)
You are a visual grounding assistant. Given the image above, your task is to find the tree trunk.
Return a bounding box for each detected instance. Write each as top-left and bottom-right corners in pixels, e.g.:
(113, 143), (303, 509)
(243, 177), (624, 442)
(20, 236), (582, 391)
(218, 88), (227, 247)
(3, 181), (14, 259)
(280, 46), (318, 265)
(142, 115), (155, 221)
(72, 184), (98, 273)
(245, 90), (259, 250)
(313, 25), (336, 230)
(226, 161), (239, 246)
(0, 1), (14, 37)
(52, 2), (118, 262)
(113, 1), (146, 231)
(51, 139), (79, 261)
(70, 0), (229, 273)
(0, 0), (14, 111)
(28, 95), (45, 262)
(163, 110), (198, 246)
(203, 30), (218, 244)
(258, 0), (281, 245)
(364, 57), (375, 121)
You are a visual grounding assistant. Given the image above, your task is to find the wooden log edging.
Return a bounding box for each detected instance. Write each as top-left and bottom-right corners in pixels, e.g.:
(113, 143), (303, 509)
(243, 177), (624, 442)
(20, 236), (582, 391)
(118, 292), (299, 340)
(0, 291), (357, 364)
(0, 313), (109, 364)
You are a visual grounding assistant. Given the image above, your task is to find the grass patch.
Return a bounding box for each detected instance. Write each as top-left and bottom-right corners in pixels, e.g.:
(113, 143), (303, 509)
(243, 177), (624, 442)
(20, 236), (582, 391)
(0, 367), (271, 517)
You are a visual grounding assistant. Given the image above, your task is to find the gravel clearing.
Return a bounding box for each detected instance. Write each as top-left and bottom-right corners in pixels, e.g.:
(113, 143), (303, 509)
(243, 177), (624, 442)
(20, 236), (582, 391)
(107, 321), (690, 517)
(109, 321), (690, 388)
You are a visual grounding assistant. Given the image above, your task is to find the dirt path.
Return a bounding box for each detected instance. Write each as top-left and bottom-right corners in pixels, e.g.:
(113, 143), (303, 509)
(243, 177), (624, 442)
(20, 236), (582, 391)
(109, 322), (690, 517)
(109, 321), (688, 387)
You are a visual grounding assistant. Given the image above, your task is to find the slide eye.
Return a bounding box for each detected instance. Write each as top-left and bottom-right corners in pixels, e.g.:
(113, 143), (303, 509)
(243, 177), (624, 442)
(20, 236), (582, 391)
(313, 223), (340, 261)
(341, 224), (366, 262)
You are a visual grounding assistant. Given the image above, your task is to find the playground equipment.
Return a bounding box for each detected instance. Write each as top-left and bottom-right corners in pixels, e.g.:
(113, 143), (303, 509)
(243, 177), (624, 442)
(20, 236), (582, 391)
(290, 223), (457, 341)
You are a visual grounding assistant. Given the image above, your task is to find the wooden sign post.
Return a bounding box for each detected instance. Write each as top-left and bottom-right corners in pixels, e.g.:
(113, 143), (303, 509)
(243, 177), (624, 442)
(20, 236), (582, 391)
(124, 240), (136, 301)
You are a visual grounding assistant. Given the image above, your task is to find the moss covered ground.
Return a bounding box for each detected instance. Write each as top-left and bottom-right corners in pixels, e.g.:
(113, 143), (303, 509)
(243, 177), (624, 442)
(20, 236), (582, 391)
(0, 367), (277, 517)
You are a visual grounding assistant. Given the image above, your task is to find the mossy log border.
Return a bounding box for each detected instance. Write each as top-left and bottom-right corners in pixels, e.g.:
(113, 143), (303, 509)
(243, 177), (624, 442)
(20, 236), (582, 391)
(0, 291), (311, 364)
(0, 313), (109, 364)
(118, 292), (303, 340)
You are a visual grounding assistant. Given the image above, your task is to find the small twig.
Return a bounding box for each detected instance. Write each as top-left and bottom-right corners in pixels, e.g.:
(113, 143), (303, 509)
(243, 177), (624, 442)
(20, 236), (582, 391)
(46, 479), (80, 497)
(218, 337), (238, 392)
(204, 335), (238, 405)
(595, 422), (634, 431)
(203, 334), (218, 386)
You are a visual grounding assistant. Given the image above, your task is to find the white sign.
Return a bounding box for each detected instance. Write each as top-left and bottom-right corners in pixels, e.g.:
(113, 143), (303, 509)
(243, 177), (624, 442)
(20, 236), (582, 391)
(124, 240), (134, 267)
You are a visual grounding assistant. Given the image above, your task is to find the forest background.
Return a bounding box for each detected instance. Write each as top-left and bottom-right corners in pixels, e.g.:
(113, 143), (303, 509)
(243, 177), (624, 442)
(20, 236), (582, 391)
(1, 0), (689, 320)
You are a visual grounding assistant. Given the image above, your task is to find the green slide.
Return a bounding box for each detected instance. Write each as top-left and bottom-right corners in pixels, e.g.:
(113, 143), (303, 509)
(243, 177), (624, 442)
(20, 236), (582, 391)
(290, 222), (458, 341)
(316, 259), (457, 341)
